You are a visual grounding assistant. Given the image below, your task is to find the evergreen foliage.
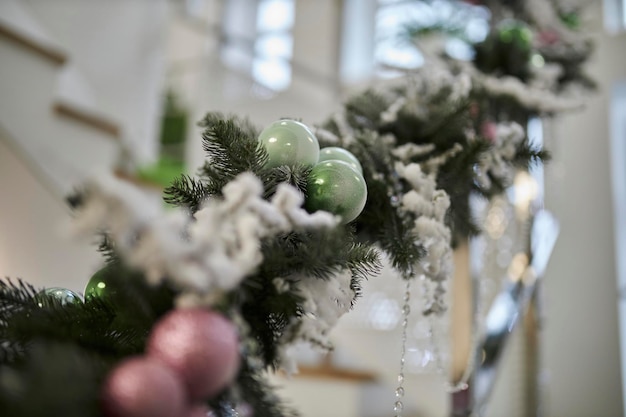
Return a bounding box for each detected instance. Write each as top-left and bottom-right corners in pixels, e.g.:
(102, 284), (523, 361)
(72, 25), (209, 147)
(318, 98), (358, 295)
(0, 1), (580, 414)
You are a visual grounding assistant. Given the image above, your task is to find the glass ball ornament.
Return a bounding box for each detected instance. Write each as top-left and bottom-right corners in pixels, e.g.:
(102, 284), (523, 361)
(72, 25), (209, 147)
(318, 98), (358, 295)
(258, 119), (320, 168)
(36, 287), (82, 307)
(318, 147), (363, 174)
(305, 160), (367, 224)
(85, 264), (120, 302)
(101, 357), (187, 417)
(146, 309), (241, 400)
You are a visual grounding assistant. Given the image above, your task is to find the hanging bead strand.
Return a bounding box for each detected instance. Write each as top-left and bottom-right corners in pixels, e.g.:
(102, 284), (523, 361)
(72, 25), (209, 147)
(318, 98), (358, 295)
(394, 280), (412, 417)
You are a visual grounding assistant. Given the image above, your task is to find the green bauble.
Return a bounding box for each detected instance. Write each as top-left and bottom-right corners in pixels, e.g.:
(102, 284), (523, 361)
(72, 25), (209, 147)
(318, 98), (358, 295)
(305, 160), (367, 224)
(497, 20), (533, 52)
(85, 263), (175, 320)
(85, 264), (123, 303)
(258, 119), (320, 168)
(318, 147), (363, 174)
(36, 287), (82, 307)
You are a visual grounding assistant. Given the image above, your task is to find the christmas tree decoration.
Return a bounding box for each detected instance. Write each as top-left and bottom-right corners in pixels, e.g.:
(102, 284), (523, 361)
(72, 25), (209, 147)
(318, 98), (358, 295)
(146, 309), (240, 400)
(101, 357), (187, 417)
(186, 404), (213, 417)
(473, 20), (534, 80)
(318, 146), (363, 174)
(0, 1), (595, 416)
(258, 119), (320, 168)
(36, 287), (82, 306)
(84, 264), (121, 303)
(305, 160), (368, 224)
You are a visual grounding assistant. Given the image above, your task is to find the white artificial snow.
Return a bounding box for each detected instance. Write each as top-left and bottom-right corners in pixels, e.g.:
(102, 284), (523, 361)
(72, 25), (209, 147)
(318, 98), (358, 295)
(277, 269), (355, 373)
(475, 121), (526, 189)
(72, 172), (339, 308)
(395, 162), (453, 308)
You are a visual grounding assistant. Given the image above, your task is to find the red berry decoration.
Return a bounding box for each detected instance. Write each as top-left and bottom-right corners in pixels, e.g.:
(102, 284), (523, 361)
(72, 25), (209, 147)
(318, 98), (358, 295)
(101, 357), (186, 417)
(147, 309), (241, 400)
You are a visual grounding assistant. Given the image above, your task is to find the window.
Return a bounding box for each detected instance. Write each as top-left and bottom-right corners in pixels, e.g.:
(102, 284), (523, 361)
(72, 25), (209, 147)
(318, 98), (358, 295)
(377, 1), (489, 75)
(221, 0), (295, 92)
(610, 81), (626, 416)
(340, 0), (490, 83)
(604, 0), (626, 33)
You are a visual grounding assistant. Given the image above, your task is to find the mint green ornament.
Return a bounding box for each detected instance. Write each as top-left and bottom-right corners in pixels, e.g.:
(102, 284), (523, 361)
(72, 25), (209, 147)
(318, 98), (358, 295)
(318, 147), (363, 174)
(305, 160), (367, 224)
(36, 287), (82, 307)
(258, 120), (320, 168)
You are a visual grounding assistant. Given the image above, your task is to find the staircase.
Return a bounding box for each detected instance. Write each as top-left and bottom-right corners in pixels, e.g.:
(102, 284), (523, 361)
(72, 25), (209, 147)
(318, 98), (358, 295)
(0, 0), (122, 196)
(0, 0), (165, 291)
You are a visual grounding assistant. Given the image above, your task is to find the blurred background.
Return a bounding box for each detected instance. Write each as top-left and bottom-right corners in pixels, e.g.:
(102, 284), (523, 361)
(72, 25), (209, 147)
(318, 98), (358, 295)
(0, 0), (625, 416)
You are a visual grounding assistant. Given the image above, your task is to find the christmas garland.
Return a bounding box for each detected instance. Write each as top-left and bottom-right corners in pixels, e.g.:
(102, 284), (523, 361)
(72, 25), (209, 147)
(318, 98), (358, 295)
(0, 1), (592, 416)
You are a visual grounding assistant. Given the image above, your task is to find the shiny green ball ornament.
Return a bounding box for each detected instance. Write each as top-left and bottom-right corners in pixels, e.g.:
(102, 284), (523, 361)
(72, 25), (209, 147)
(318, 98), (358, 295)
(318, 147), (363, 174)
(36, 287), (82, 307)
(305, 160), (367, 224)
(258, 119), (320, 168)
(85, 264), (121, 303)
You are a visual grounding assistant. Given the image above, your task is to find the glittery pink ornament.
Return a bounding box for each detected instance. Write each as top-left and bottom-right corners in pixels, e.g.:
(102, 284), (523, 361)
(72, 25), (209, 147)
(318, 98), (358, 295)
(480, 121), (498, 143)
(187, 404), (211, 417)
(101, 357), (187, 417)
(147, 309), (241, 400)
(537, 29), (560, 46)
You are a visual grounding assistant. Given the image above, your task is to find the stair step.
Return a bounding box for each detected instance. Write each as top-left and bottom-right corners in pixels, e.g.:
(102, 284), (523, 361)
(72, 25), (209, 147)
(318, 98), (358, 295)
(0, 0), (66, 66)
(53, 100), (121, 140)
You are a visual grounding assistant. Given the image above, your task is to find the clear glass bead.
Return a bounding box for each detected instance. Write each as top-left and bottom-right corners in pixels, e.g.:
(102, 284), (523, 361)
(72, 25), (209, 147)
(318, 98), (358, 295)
(397, 373), (404, 383)
(394, 401), (404, 412)
(395, 387), (405, 398)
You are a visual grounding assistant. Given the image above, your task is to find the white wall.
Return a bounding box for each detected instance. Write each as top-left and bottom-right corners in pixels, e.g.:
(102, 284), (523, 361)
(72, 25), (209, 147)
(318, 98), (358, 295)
(0, 136), (102, 292)
(543, 2), (626, 416)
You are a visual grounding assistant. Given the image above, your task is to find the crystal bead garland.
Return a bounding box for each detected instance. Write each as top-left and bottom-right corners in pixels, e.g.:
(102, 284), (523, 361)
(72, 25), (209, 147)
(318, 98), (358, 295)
(393, 280), (412, 417)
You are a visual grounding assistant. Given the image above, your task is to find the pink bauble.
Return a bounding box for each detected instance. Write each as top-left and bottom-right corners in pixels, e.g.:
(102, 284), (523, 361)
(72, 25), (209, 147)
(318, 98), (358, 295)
(480, 121), (498, 143)
(147, 309), (241, 400)
(187, 404), (211, 417)
(101, 357), (187, 417)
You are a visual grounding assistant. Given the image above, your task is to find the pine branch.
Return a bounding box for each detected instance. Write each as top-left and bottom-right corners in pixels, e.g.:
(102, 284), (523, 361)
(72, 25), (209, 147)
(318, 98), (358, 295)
(239, 274), (302, 366)
(346, 243), (381, 302)
(261, 165), (311, 200)
(437, 140), (490, 240)
(513, 141), (551, 169)
(344, 89), (389, 131)
(0, 342), (104, 417)
(197, 113), (267, 192)
(238, 369), (298, 417)
(259, 227), (375, 282)
(0, 278), (39, 316)
(198, 112), (260, 140)
(163, 174), (211, 212)
(97, 233), (119, 264)
(210, 365), (297, 417)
